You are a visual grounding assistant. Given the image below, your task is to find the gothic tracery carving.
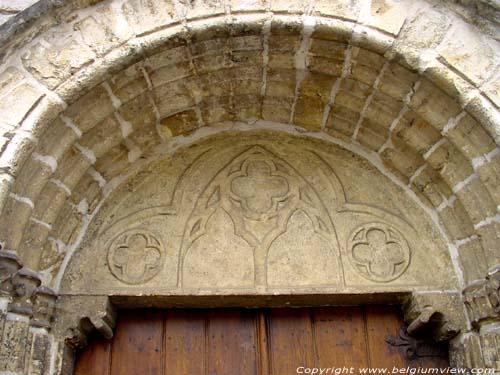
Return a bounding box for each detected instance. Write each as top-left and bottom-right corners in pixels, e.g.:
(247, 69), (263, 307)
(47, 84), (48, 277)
(107, 230), (164, 284)
(348, 223), (411, 283)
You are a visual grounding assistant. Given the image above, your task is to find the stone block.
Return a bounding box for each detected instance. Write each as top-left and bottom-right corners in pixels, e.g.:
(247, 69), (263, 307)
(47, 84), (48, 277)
(0, 66), (24, 94)
(35, 118), (78, 162)
(466, 94), (500, 145)
(455, 177), (497, 225)
(409, 167), (445, 208)
(11, 157), (53, 202)
(52, 148), (93, 191)
(437, 23), (500, 86)
(26, 330), (51, 375)
(160, 109), (199, 137)
(426, 140), (474, 189)
(438, 200), (476, 241)
(378, 62), (418, 100)
(392, 8), (451, 68)
(357, 118), (389, 152)
(458, 239), (489, 284)
(476, 152), (500, 206)
(122, 0), (178, 36)
(74, 6), (133, 57)
(69, 173), (104, 215)
(0, 172), (12, 215)
(409, 79), (462, 131)
(262, 97), (292, 123)
(0, 315), (30, 372)
(394, 112), (441, 156)
(50, 202), (85, 247)
(312, 18), (353, 44)
(312, 0), (362, 21)
(379, 144), (422, 182)
(482, 68), (500, 109)
(0, 82), (43, 128)
(0, 196), (32, 250)
(79, 116), (124, 159)
(422, 59), (477, 107)
(476, 222), (500, 268)
(21, 41), (95, 89)
(447, 113), (496, 162)
(364, 0), (408, 36)
(293, 96), (324, 130)
(33, 181), (70, 226)
(63, 85), (115, 133)
(0, 133), (37, 178)
(18, 219), (52, 269)
(94, 143), (133, 181)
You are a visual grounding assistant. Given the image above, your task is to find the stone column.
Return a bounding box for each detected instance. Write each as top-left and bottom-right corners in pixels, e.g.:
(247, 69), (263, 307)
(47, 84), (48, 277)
(451, 265), (500, 370)
(26, 286), (58, 375)
(0, 267), (41, 373)
(0, 250), (22, 342)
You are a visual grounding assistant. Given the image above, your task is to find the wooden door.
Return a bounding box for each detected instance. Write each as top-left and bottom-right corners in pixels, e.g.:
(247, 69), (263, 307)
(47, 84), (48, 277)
(74, 306), (448, 375)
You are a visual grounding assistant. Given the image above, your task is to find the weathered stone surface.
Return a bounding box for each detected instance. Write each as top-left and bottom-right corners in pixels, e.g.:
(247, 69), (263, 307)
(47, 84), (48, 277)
(22, 41), (95, 89)
(0, 313), (30, 372)
(54, 295), (116, 348)
(0, 1), (498, 371)
(8, 267), (41, 315)
(403, 291), (465, 341)
(26, 329), (52, 375)
(0, 249), (22, 296)
(60, 131), (456, 295)
(451, 327), (500, 370)
(436, 23), (499, 86)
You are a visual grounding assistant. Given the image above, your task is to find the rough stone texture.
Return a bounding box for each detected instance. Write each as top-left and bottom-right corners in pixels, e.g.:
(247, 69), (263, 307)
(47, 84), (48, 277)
(0, 0), (497, 372)
(61, 132), (456, 294)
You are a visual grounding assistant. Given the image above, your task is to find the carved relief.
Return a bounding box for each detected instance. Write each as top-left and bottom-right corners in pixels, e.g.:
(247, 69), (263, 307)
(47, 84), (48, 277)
(107, 230), (164, 284)
(267, 210), (341, 287)
(181, 145), (341, 289)
(61, 132), (456, 295)
(230, 159), (289, 218)
(348, 223), (410, 283)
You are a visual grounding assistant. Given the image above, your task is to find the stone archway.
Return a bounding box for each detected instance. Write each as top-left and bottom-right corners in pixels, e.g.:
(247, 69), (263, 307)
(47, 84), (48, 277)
(0, 0), (498, 373)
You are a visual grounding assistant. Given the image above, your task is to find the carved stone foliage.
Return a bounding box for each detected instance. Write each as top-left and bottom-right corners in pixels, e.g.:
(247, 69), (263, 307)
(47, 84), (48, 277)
(348, 223), (410, 283)
(9, 268), (41, 315)
(463, 265), (500, 327)
(61, 133), (457, 294)
(107, 229), (164, 285)
(0, 250), (23, 296)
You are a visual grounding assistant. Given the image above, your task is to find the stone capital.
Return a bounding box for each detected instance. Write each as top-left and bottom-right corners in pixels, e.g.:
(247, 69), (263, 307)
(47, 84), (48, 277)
(8, 267), (41, 316)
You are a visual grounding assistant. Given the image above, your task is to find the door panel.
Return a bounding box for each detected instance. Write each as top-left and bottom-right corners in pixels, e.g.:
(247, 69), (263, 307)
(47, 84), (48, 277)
(75, 306), (449, 375)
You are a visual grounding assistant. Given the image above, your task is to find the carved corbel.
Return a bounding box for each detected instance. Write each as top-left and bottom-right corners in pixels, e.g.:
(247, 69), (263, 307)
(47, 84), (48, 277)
(31, 286), (58, 328)
(54, 295), (117, 349)
(8, 268), (41, 316)
(0, 250), (23, 297)
(403, 292), (464, 341)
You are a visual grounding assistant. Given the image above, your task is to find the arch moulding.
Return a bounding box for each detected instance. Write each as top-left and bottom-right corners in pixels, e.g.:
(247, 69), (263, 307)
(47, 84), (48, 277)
(0, 0), (499, 373)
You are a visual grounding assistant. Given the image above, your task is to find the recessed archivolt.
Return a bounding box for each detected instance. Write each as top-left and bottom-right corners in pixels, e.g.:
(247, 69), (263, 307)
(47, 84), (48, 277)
(0, 2), (498, 300)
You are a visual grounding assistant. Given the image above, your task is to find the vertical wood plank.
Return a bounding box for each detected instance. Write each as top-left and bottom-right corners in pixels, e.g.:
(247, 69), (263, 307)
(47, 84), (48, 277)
(207, 309), (258, 375)
(74, 335), (111, 375)
(256, 310), (270, 375)
(267, 308), (316, 374)
(164, 310), (205, 375)
(365, 305), (408, 369)
(312, 307), (369, 370)
(109, 309), (163, 375)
